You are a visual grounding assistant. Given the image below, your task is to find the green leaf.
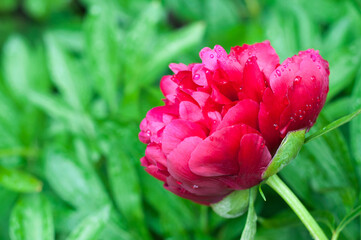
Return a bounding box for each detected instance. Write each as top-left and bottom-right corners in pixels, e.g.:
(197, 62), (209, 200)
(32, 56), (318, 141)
(107, 147), (150, 239)
(9, 194), (54, 240)
(240, 187), (257, 240)
(0, 166), (42, 193)
(332, 205), (361, 240)
(262, 129), (306, 179)
(44, 33), (84, 111)
(327, 41), (361, 100)
(305, 108), (361, 143)
(28, 92), (95, 137)
(84, 1), (120, 114)
(45, 149), (109, 209)
(2, 35), (31, 97)
(65, 205), (110, 240)
(211, 189), (250, 219)
(142, 22), (206, 85)
(351, 68), (361, 167)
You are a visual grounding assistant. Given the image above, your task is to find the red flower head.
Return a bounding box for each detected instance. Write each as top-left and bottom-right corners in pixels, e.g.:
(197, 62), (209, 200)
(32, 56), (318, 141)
(139, 41), (329, 205)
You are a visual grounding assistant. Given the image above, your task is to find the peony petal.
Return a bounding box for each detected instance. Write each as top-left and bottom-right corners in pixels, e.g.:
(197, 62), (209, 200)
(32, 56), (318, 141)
(217, 99), (259, 130)
(230, 40), (280, 79)
(165, 176), (228, 205)
(162, 119), (207, 156)
(237, 133), (272, 188)
(269, 49), (329, 135)
(169, 63), (188, 74)
(167, 136), (231, 196)
(141, 157), (169, 182)
(179, 101), (203, 122)
(145, 143), (167, 167)
(241, 56), (266, 102)
(160, 75), (178, 103)
(192, 64), (208, 86)
(258, 88), (285, 153)
(189, 124), (257, 177)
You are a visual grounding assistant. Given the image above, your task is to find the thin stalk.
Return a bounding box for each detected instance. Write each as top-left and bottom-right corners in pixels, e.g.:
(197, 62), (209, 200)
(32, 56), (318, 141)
(266, 175), (328, 240)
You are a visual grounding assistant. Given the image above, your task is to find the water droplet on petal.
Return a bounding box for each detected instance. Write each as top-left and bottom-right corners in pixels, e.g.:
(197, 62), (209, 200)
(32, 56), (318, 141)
(311, 76), (316, 82)
(146, 130), (151, 136)
(276, 70), (281, 76)
(310, 54), (317, 62)
(210, 136), (214, 141)
(299, 115), (304, 120)
(210, 54), (214, 58)
(192, 185), (199, 189)
(294, 76), (302, 84)
(194, 74), (200, 80)
(273, 124), (279, 130)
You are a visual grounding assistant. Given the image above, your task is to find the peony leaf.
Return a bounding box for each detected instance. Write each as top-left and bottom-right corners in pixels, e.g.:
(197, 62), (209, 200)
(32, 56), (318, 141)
(305, 107), (361, 143)
(9, 194), (54, 240)
(211, 189), (250, 219)
(0, 166), (42, 193)
(240, 187), (258, 240)
(262, 129), (306, 180)
(351, 68), (361, 168)
(65, 205), (110, 240)
(332, 204), (361, 240)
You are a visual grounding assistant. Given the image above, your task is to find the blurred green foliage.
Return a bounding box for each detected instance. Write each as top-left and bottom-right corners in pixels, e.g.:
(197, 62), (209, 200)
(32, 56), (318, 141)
(0, 0), (361, 239)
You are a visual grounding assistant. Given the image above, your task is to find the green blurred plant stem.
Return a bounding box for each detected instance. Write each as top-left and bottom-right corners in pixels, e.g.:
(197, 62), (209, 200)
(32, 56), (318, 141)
(266, 175), (328, 240)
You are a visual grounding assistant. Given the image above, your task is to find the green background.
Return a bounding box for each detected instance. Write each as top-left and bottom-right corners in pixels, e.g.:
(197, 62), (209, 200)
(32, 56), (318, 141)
(0, 0), (361, 239)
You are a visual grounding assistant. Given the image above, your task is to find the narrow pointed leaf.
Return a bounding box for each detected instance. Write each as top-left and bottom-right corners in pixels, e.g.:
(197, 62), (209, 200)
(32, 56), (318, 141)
(305, 108), (361, 143)
(240, 187), (257, 240)
(0, 166), (42, 193)
(332, 205), (361, 240)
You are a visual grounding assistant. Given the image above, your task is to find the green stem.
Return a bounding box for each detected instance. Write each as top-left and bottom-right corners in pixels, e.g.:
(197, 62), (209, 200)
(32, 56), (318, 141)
(266, 175), (328, 240)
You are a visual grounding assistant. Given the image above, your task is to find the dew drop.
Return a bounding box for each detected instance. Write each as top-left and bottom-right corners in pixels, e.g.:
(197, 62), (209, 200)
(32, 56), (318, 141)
(311, 75), (316, 82)
(276, 69), (281, 76)
(290, 116), (295, 122)
(210, 136), (214, 141)
(194, 74), (200, 80)
(192, 185), (199, 189)
(294, 76), (302, 84)
(310, 54), (317, 62)
(317, 65), (321, 69)
(146, 130), (151, 136)
(210, 54), (214, 58)
(299, 115), (304, 120)
(273, 124), (279, 130)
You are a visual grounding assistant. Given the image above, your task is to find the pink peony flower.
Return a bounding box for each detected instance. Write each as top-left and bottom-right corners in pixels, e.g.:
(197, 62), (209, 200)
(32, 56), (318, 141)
(139, 41), (329, 205)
